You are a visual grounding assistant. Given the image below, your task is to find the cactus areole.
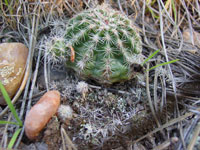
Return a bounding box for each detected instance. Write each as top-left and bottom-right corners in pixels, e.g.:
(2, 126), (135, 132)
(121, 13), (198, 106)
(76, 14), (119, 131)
(52, 4), (143, 84)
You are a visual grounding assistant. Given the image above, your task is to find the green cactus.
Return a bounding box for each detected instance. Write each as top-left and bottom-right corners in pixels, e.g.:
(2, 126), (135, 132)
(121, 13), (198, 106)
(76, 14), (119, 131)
(50, 4), (144, 84)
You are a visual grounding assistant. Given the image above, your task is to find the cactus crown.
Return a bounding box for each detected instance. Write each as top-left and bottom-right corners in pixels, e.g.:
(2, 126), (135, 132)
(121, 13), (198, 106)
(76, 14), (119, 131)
(50, 4), (143, 84)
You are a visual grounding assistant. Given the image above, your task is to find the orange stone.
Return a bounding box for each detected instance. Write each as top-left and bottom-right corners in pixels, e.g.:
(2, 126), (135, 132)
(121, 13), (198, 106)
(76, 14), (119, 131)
(24, 90), (61, 140)
(0, 43), (28, 105)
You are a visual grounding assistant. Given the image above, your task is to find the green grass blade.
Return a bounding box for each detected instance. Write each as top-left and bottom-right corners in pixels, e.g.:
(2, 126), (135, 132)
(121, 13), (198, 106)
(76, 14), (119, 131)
(147, 7), (159, 19)
(7, 128), (22, 149)
(0, 81), (22, 126)
(171, 0), (177, 24)
(142, 49), (160, 65)
(0, 120), (20, 126)
(4, 0), (13, 15)
(5, 0), (13, 15)
(146, 59), (179, 72)
(4, 0), (9, 7)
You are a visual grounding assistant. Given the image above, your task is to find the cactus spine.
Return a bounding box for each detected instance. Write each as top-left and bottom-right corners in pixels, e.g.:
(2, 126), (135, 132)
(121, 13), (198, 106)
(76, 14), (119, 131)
(50, 4), (143, 84)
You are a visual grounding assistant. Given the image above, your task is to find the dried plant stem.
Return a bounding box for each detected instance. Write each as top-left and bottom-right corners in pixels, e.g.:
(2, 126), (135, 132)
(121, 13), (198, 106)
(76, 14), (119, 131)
(142, 0), (149, 45)
(153, 56), (161, 112)
(0, 114), (11, 148)
(134, 107), (200, 143)
(180, 0), (194, 45)
(65, 0), (77, 14)
(19, 75), (32, 120)
(187, 121), (200, 150)
(146, 63), (160, 126)
(44, 50), (49, 91)
(88, 84), (132, 95)
(117, 0), (124, 14)
(160, 72), (166, 112)
(153, 137), (178, 150)
(61, 126), (77, 150)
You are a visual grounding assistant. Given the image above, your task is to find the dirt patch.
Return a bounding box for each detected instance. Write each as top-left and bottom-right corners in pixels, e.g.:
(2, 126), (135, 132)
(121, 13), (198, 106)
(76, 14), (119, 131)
(42, 117), (62, 150)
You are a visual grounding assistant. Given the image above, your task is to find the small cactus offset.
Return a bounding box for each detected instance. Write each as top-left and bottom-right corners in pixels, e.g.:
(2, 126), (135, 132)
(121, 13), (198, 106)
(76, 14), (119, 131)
(50, 4), (144, 84)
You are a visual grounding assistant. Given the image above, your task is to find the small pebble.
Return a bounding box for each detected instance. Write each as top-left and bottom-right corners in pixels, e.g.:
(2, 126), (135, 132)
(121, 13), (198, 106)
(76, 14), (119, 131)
(24, 90), (60, 140)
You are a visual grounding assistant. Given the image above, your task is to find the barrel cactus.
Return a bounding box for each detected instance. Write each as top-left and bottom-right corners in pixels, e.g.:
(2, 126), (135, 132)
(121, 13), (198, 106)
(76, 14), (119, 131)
(50, 4), (144, 84)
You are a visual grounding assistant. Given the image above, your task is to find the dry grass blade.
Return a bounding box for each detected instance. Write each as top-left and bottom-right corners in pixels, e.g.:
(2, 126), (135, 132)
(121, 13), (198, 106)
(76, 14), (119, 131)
(187, 121), (200, 150)
(177, 115), (200, 150)
(61, 126), (77, 150)
(180, 0), (194, 45)
(0, 114), (11, 148)
(146, 63), (160, 126)
(134, 107), (200, 143)
(142, 1), (152, 46)
(153, 56), (161, 112)
(117, 0), (124, 14)
(153, 137), (179, 150)
(155, 5), (187, 149)
(157, 0), (179, 112)
(44, 49), (49, 91)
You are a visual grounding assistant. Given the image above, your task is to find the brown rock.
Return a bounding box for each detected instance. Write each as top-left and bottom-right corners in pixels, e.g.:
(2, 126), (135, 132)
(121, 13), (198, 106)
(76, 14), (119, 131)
(0, 43), (28, 105)
(24, 90), (61, 140)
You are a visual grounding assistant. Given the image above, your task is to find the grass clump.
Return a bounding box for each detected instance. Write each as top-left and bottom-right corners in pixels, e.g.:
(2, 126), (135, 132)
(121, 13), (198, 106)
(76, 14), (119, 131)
(0, 81), (22, 149)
